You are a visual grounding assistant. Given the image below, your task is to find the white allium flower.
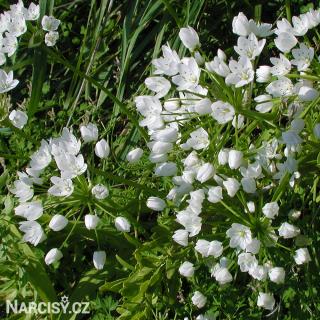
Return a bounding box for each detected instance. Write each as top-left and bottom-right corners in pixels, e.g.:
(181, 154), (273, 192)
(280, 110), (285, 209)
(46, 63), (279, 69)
(211, 101), (235, 124)
(298, 86), (319, 101)
(245, 238), (260, 254)
(179, 26), (200, 51)
(23, 3), (40, 21)
(11, 179), (34, 203)
(256, 65), (271, 83)
(45, 248), (63, 265)
(0, 70), (19, 93)
(80, 123), (98, 143)
(45, 31), (59, 46)
(146, 196), (166, 211)
(176, 209), (202, 237)
(238, 252), (258, 272)
(234, 33), (265, 60)
(151, 127), (179, 143)
(218, 148), (230, 165)
(9, 110), (27, 129)
(84, 214), (100, 230)
(241, 177), (256, 193)
(254, 94), (273, 113)
(249, 264), (268, 281)
(262, 202), (279, 219)
(223, 178), (240, 197)
(195, 239), (223, 258)
(257, 292), (275, 310)
(48, 176), (74, 197)
(191, 291), (207, 308)
(186, 128), (209, 150)
(172, 229), (189, 246)
(266, 77), (293, 97)
(15, 201), (43, 221)
(274, 32), (297, 53)
(226, 223), (252, 250)
(292, 16), (308, 36)
(49, 214), (68, 231)
(278, 222), (300, 238)
(228, 150), (243, 169)
(172, 57), (200, 90)
(152, 44), (180, 76)
(30, 140), (52, 170)
(270, 54), (291, 76)
(291, 43), (314, 71)
(115, 217), (131, 232)
(93, 251), (106, 270)
(41, 15), (60, 31)
(2, 34), (18, 57)
(19, 221), (46, 246)
(225, 56), (254, 88)
(126, 148), (143, 163)
(232, 12), (250, 36)
(294, 248), (311, 265)
(196, 163), (214, 183)
(91, 184), (109, 200)
(95, 139), (110, 159)
(212, 264), (233, 285)
(55, 153), (87, 179)
(179, 261), (195, 277)
(207, 186), (223, 203)
(195, 98), (213, 115)
(268, 267), (285, 284)
(247, 201), (255, 213)
(205, 54), (230, 77)
(145, 76), (171, 98)
(155, 162), (177, 176)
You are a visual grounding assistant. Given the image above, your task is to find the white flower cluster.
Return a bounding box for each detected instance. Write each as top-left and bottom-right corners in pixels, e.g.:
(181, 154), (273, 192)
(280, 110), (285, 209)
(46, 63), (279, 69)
(135, 8), (319, 313)
(11, 123), (131, 269)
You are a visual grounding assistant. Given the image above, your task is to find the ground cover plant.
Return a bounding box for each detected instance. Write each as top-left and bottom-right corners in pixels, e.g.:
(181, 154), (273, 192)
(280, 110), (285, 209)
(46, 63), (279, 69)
(0, 0), (320, 319)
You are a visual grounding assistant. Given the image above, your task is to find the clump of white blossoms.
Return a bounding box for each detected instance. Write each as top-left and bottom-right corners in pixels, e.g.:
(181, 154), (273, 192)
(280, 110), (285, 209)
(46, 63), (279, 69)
(135, 7), (320, 315)
(11, 123), (131, 269)
(0, 1), (61, 128)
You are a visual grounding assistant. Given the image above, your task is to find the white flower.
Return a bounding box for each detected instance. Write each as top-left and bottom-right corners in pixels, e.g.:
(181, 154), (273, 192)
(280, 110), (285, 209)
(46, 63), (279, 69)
(173, 229), (189, 246)
(223, 178), (240, 197)
(152, 127), (179, 143)
(238, 252), (258, 272)
(298, 86), (319, 101)
(115, 217), (131, 232)
(246, 238), (260, 254)
(84, 214), (100, 230)
(149, 141), (173, 154)
(207, 186), (223, 203)
(226, 223), (252, 250)
(126, 148), (143, 163)
(49, 215), (68, 231)
(218, 149), (229, 165)
(232, 12), (250, 36)
(155, 162), (177, 176)
(176, 209), (202, 237)
(274, 32), (297, 53)
(93, 251), (106, 270)
(45, 31), (59, 46)
(30, 140), (51, 170)
(7, 13), (26, 37)
(211, 101), (235, 124)
(270, 54), (291, 76)
(266, 77), (293, 97)
(294, 248), (311, 265)
(262, 202), (279, 219)
(228, 150), (243, 169)
(9, 110), (27, 129)
(314, 123), (320, 139)
(0, 70), (19, 93)
(179, 26), (200, 51)
(241, 177), (256, 193)
(152, 44), (180, 76)
(185, 128), (209, 150)
(195, 239), (223, 258)
(179, 261), (195, 277)
(234, 33), (265, 60)
(23, 3), (40, 21)
(291, 43), (314, 71)
(55, 153), (87, 179)
(48, 176), (74, 197)
(95, 139), (110, 159)
(91, 184), (109, 200)
(292, 16), (308, 36)
(225, 56), (254, 88)
(257, 292), (275, 310)
(41, 15), (60, 31)
(195, 98), (213, 115)
(191, 291), (207, 308)
(146, 196), (166, 211)
(11, 179), (33, 202)
(45, 248), (63, 265)
(247, 201), (256, 213)
(172, 57), (200, 90)
(145, 76), (171, 98)
(212, 264), (233, 285)
(278, 222), (300, 238)
(15, 201), (43, 221)
(256, 65), (271, 83)
(2, 34), (18, 57)
(19, 221), (46, 246)
(196, 163), (214, 183)
(249, 264), (268, 280)
(268, 267), (285, 284)
(205, 54), (230, 77)
(80, 123), (98, 143)
(254, 94), (273, 113)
